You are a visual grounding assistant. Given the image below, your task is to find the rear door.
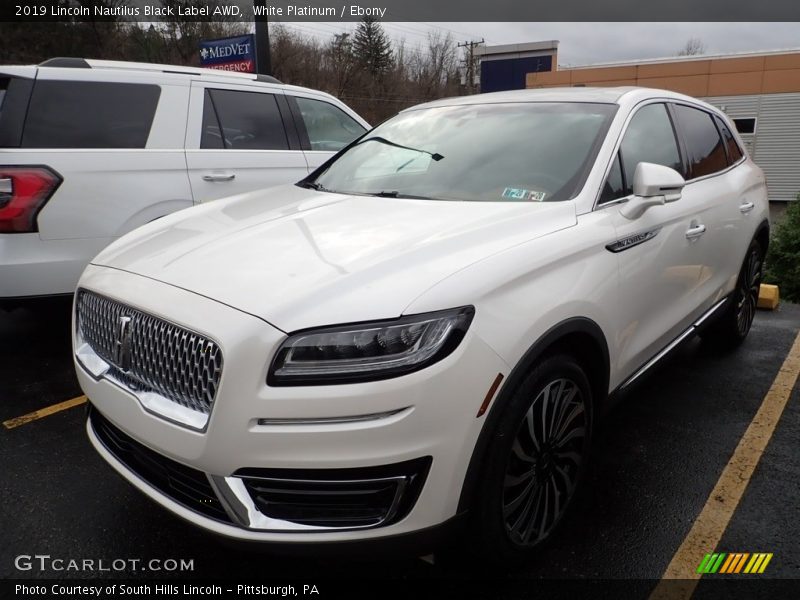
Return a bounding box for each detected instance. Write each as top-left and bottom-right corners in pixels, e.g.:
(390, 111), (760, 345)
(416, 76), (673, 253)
(3, 67), (193, 241)
(185, 81), (308, 203)
(669, 102), (744, 305)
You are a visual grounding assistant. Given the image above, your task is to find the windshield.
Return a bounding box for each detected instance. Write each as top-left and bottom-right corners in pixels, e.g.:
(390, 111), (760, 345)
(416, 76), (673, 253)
(308, 102), (617, 202)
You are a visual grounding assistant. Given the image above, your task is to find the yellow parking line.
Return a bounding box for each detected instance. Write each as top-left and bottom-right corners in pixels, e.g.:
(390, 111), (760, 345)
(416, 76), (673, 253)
(2, 395), (87, 430)
(650, 328), (800, 599)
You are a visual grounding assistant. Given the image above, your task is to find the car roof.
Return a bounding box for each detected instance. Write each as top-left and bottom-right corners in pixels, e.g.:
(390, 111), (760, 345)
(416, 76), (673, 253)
(405, 86), (713, 111)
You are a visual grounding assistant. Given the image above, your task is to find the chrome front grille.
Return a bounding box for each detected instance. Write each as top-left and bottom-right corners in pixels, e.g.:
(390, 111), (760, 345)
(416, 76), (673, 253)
(76, 290), (223, 426)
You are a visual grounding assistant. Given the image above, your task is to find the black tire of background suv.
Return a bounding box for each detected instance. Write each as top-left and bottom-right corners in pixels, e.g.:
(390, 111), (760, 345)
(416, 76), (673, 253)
(467, 354), (594, 566)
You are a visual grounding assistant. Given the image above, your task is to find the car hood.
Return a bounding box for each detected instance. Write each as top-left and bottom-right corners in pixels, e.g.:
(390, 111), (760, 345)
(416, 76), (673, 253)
(92, 185), (576, 332)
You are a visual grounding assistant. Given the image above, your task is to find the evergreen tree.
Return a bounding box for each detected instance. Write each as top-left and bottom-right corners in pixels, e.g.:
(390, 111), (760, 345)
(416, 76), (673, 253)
(352, 16), (393, 79)
(765, 193), (800, 302)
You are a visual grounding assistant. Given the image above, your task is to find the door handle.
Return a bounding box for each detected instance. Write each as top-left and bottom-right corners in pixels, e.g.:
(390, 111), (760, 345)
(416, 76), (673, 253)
(202, 173), (236, 183)
(739, 201), (755, 214)
(685, 223), (707, 239)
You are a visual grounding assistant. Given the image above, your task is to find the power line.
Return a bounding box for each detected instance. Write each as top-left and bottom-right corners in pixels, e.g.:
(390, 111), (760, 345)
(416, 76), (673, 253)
(457, 38), (484, 94)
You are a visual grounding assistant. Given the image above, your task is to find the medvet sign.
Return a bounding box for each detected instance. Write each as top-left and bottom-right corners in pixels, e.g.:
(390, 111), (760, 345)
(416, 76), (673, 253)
(199, 34), (256, 73)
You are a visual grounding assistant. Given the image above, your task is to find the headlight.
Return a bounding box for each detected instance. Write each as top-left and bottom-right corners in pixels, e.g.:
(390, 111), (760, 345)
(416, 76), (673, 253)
(268, 306), (475, 386)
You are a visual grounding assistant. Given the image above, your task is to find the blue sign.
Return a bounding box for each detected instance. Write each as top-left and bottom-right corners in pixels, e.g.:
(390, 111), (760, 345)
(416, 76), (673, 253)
(199, 34), (256, 73)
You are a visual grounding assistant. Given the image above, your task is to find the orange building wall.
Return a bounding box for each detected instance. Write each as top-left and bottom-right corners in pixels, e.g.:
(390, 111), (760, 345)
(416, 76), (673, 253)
(526, 52), (800, 96)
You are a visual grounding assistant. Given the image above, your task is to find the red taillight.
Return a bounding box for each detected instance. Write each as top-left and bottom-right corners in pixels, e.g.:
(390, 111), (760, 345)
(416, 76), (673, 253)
(0, 166), (62, 233)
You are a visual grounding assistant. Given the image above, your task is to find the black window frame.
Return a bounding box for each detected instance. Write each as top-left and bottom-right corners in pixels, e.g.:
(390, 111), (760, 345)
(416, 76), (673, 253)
(713, 114), (745, 166)
(0, 76), (34, 148)
(286, 95), (312, 151)
(200, 88), (225, 149)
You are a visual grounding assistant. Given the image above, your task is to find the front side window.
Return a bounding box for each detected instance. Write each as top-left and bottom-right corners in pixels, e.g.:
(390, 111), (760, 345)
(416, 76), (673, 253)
(203, 89), (288, 150)
(599, 152), (625, 204)
(22, 81), (160, 149)
(310, 102), (617, 203)
(619, 103), (682, 195)
(673, 104), (727, 178)
(295, 97), (366, 152)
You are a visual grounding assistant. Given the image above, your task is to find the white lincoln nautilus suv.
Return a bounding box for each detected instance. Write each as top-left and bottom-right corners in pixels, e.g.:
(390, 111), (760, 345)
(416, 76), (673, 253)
(73, 87), (769, 561)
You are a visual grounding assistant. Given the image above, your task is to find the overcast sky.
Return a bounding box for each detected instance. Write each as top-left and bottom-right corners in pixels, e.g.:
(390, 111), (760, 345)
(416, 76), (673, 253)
(283, 22), (800, 66)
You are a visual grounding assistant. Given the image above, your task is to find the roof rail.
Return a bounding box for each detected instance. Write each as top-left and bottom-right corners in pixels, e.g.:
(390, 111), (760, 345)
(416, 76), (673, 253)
(39, 57), (91, 69)
(38, 58), (283, 85)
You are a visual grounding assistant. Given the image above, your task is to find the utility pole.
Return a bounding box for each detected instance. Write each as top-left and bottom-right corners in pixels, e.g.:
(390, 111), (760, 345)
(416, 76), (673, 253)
(254, 1), (272, 75)
(458, 38), (484, 94)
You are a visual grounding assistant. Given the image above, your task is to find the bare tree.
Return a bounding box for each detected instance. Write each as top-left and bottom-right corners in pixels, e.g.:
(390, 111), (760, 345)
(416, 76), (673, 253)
(325, 33), (358, 98)
(407, 32), (459, 101)
(677, 37), (707, 56)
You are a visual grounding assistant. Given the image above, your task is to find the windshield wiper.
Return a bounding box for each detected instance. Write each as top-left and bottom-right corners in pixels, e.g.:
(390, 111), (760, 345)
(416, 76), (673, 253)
(298, 181), (332, 192)
(364, 190), (434, 200)
(356, 136), (444, 162)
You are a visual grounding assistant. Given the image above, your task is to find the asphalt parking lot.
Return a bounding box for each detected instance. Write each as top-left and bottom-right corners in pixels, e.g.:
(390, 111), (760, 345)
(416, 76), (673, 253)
(1, 298), (798, 595)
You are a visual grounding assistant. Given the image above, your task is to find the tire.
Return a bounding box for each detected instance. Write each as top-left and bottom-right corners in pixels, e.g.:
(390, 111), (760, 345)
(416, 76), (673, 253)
(702, 239), (763, 348)
(468, 354), (593, 565)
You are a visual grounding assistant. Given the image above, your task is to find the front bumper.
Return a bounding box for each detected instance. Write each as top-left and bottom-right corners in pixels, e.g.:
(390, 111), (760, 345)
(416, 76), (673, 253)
(75, 264), (509, 543)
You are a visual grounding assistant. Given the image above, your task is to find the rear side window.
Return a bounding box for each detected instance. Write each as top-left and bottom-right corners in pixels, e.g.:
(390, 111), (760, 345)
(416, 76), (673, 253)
(620, 103), (682, 195)
(22, 81), (160, 148)
(294, 97), (366, 152)
(203, 89), (288, 150)
(672, 104), (727, 179)
(714, 115), (744, 164)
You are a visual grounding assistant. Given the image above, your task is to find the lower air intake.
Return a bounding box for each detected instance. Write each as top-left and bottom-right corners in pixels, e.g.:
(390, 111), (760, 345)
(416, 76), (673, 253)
(89, 405), (232, 523)
(234, 458), (431, 529)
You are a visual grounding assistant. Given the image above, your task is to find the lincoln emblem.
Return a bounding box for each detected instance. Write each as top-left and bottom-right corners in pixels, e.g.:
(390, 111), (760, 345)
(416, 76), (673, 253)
(112, 315), (133, 371)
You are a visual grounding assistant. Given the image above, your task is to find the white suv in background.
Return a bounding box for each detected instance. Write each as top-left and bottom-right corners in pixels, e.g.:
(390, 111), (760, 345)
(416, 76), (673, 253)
(74, 87), (769, 561)
(0, 58), (368, 305)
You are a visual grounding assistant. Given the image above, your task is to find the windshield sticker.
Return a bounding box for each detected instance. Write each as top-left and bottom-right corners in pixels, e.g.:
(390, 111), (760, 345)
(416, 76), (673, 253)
(528, 190), (547, 202)
(502, 187), (528, 200)
(502, 188), (547, 201)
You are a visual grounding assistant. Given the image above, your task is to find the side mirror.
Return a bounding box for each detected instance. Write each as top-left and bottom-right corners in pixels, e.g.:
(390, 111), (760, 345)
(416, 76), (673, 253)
(620, 162), (685, 220)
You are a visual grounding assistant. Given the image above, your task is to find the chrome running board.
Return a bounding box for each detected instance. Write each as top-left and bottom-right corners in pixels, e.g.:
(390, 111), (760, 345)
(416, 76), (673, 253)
(619, 297), (729, 390)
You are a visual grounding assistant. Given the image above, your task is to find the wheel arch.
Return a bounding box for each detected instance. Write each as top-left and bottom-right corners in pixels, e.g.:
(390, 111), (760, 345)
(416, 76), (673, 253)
(754, 219), (770, 253)
(456, 316), (610, 514)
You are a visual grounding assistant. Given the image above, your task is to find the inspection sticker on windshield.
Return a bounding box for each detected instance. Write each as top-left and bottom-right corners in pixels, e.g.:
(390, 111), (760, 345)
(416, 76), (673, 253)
(502, 188), (546, 201)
